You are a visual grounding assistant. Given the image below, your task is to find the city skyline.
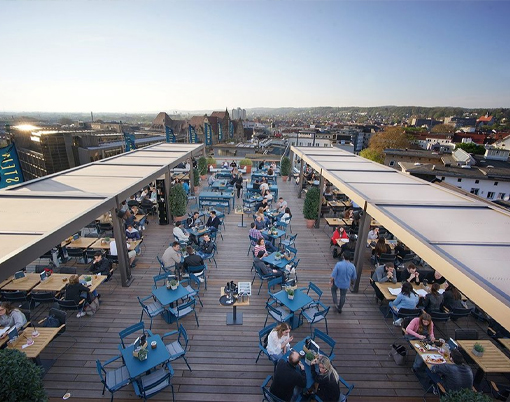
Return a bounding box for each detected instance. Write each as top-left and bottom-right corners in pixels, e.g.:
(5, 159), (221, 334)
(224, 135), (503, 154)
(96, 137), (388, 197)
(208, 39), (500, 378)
(1, 0), (509, 113)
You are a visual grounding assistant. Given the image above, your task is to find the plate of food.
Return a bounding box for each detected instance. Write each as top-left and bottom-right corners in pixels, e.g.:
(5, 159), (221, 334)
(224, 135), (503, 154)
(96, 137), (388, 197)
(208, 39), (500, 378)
(423, 353), (446, 365)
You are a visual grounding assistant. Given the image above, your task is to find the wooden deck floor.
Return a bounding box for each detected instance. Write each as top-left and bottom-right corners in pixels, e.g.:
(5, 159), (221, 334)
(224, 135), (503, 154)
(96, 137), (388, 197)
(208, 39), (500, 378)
(39, 179), (490, 402)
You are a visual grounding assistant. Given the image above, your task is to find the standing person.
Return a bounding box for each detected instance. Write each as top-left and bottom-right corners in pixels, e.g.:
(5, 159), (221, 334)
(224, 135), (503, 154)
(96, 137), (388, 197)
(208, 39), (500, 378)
(270, 351), (307, 401)
(0, 302), (27, 332)
(266, 323), (293, 361)
(330, 254), (357, 313)
(310, 355), (341, 402)
(234, 173), (243, 199)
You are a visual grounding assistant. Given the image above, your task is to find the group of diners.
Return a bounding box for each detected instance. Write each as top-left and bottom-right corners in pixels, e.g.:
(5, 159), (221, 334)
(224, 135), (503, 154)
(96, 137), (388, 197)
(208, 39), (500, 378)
(265, 324), (346, 402)
(172, 210), (221, 246)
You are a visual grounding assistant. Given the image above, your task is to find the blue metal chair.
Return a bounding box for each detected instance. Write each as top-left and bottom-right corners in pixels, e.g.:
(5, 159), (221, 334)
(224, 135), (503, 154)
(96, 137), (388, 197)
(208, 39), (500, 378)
(300, 300), (330, 335)
(156, 256), (174, 275)
(267, 276), (283, 301)
(280, 233), (297, 249)
(261, 375), (285, 402)
(119, 321), (153, 348)
(255, 323), (278, 364)
(181, 273), (203, 307)
(167, 297), (199, 327)
(96, 355), (131, 402)
(313, 375), (354, 402)
(252, 262), (278, 295)
(186, 263), (207, 290)
(264, 300), (293, 327)
(201, 243), (217, 268)
(153, 273), (175, 289)
(161, 324), (192, 372)
(312, 328), (336, 361)
(132, 362), (175, 402)
(137, 296), (165, 330)
(284, 245), (297, 260)
(248, 235), (259, 256)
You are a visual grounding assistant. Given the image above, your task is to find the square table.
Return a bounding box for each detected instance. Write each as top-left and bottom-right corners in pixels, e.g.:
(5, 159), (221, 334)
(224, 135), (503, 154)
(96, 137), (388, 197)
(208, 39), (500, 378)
(32, 273), (74, 292)
(7, 326), (63, 361)
(261, 228), (286, 246)
(152, 284), (191, 324)
(283, 338), (321, 389)
(211, 180), (233, 191)
(1, 273), (41, 292)
(409, 340), (453, 370)
(273, 289), (313, 329)
(119, 334), (170, 379)
(187, 227), (210, 239)
(498, 338), (510, 350)
(325, 217), (344, 228)
(457, 340), (510, 386)
(199, 191), (235, 210)
(262, 252), (290, 270)
(65, 237), (99, 249)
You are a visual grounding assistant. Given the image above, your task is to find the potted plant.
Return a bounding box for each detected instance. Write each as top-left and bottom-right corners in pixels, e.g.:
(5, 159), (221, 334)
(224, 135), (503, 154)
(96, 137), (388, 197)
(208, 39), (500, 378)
(169, 279), (179, 290)
(206, 157), (217, 172)
(239, 158), (253, 174)
(198, 156), (208, 179)
(193, 167), (200, 192)
(168, 183), (187, 222)
(84, 275), (92, 286)
(286, 288), (295, 300)
(440, 388), (493, 402)
(275, 252), (282, 261)
(280, 156), (291, 182)
(303, 186), (320, 228)
(0, 349), (47, 402)
(305, 351), (315, 365)
(472, 343), (484, 357)
(137, 347), (148, 361)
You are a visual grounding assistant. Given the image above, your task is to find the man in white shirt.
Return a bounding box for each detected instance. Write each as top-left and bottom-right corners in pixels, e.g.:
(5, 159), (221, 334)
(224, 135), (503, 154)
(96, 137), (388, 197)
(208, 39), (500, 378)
(275, 197), (287, 213)
(259, 179), (269, 194)
(110, 240), (136, 268)
(173, 221), (190, 244)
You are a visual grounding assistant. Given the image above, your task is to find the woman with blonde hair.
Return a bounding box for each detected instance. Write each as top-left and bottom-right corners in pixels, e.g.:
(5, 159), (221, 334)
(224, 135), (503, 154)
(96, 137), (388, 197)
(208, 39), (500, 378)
(310, 355), (341, 401)
(267, 323), (293, 360)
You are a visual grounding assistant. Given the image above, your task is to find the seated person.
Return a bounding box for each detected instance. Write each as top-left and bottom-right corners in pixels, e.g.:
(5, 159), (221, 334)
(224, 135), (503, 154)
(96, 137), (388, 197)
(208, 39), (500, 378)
(310, 355), (341, 402)
(110, 240), (136, 268)
(186, 211), (202, 229)
(429, 349), (473, 392)
(373, 237), (391, 259)
(65, 274), (92, 318)
(162, 241), (183, 272)
(367, 227), (379, 241)
(254, 250), (284, 280)
(279, 207), (292, 224)
(89, 251), (112, 275)
(125, 224), (141, 240)
(173, 221), (191, 244)
(254, 214), (269, 232)
(425, 270), (447, 285)
(371, 263), (397, 301)
(267, 323), (292, 361)
(262, 189), (273, 202)
(338, 235), (356, 260)
(275, 197), (287, 213)
(258, 160), (265, 170)
(197, 233), (214, 259)
(206, 210), (221, 232)
(140, 194), (155, 212)
(208, 173), (216, 186)
(323, 186), (334, 201)
(252, 180), (261, 191)
(394, 241), (411, 266)
(422, 283), (444, 313)
(259, 179), (269, 194)
(123, 209), (136, 229)
(255, 198), (269, 213)
(249, 222), (264, 244)
(182, 180), (190, 195)
(230, 160), (237, 168)
(127, 195), (139, 208)
(0, 302), (27, 334)
(406, 313), (436, 372)
(442, 284), (466, 311)
(183, 246), (204, 274)
(331, 226), (348, 246)
(343, 208), (354, 220)
(270, 351), (306, 402)
(400, 263), (420, 284)
(389, 282), (419, 324)
(253, 238), (273, 257)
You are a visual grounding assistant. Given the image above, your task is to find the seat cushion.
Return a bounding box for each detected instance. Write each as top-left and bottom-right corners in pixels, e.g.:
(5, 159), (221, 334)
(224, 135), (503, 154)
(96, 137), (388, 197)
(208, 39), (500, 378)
(146, 300), (164, 315)
(166, 340), (185, 358)
(105, 365), (130, 391)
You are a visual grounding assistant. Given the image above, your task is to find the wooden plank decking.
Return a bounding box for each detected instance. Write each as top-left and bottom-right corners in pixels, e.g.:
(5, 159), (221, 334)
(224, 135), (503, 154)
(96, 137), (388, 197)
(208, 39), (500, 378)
(37, 179), (491, 402)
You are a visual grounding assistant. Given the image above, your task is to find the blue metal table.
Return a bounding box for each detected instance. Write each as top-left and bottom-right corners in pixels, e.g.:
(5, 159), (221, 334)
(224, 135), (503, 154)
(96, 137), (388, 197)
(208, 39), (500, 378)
(119, 334), (170, 379)
(262, 252), (290, 270)
(261, 228), (286, 246)
(152, 284), (191, 323)
(199, 191), (235, 212)
(273, 289), (313, 329)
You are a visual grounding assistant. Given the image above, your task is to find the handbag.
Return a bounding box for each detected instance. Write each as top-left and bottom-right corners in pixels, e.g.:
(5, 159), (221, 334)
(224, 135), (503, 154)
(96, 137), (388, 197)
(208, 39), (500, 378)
(389, 343), (407, 365)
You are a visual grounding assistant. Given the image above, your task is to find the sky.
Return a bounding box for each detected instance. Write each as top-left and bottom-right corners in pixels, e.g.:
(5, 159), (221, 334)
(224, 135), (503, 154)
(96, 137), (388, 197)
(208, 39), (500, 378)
(1, 0), (509, 113)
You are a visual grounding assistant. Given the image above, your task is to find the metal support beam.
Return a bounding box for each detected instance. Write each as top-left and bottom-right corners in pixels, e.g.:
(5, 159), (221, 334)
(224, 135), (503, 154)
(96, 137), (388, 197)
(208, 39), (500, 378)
(297, 162), (304, 199)
(188, 157), (195, 196)
(352, 202), (370, 293)
(315, 170), (324, 228)
(164, 170), (172, 223)
(112, 205), (133, 287)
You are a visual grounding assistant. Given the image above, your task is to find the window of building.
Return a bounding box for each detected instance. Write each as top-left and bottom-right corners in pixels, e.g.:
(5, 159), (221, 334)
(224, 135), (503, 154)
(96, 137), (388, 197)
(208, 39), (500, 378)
(494, 182), (499, 186)
(487, 192), (495, 199)
(498, 193), (506, 200)
(389, 160), (395, 167)
(470, 188), (479, 195)
(475, 180), (479, 184)
(457, 178), (462, 182)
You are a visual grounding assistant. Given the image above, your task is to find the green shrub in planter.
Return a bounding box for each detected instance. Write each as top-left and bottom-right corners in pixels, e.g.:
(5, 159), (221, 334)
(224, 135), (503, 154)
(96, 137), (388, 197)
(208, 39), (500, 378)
(239, 158), (252, 166)
(169, 183), (187, 218)
(280, 156), (291, 177)
(193, 168), (200, 187)
(303, 186), (320, 220)
(440, 388), (493, 402)
(0, 349), (47, 402)
(206, 157), (217, 168)
(198, 156), (208, 176)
